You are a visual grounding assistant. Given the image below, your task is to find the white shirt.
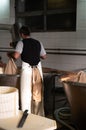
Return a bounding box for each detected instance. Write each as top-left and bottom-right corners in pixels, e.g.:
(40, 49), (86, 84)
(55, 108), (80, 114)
(15, 40), (46, 57)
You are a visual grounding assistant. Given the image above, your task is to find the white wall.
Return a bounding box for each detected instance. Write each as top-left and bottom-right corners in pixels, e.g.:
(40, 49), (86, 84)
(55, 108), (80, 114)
(1, 0), (86, 71)
(31, 0), (86, 71)
(0, 0), (21, 65)
(31, 31), (86, 71)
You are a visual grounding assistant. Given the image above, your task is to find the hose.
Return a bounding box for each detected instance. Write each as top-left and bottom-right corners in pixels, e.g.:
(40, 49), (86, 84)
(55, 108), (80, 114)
(54, 107), (77, 130)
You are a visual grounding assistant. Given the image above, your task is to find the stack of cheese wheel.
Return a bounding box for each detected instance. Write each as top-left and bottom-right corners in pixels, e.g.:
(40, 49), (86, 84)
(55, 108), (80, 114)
(0, 87), (19, 119)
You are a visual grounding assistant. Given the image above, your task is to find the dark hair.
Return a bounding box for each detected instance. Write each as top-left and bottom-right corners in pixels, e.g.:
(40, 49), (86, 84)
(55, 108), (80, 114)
(19, 26), (30, 36)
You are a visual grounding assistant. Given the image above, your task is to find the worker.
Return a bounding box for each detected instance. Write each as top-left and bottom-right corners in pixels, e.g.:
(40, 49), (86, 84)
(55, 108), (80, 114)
(7, 25), (47, 116)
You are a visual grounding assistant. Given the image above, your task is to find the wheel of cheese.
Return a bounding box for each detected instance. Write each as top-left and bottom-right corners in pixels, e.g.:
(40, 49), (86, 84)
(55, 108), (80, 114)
(0, 87), (19, 119)
(0, 67), (4, 74)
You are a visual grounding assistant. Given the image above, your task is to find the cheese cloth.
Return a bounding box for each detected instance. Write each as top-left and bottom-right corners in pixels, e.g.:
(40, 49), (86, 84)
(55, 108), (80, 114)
(75, 71), (86, 83)
(32, 67), (42, 102)
(69, 71), (86, 83)
(4, 58), (18, 74)
(31, 67), (44, 116)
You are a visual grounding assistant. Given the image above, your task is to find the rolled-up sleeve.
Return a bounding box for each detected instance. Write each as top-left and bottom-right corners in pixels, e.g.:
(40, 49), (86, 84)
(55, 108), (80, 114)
(15, 41), (23, 54)
(40, 42), (46, 56)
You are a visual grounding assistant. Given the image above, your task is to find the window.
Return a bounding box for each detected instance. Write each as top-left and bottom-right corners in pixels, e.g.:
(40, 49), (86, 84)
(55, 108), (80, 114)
(15, 0), (77, 32)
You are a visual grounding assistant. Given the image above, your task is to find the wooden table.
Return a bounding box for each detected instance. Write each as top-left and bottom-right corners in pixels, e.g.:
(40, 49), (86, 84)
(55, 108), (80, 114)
(0, 111), (57, 130)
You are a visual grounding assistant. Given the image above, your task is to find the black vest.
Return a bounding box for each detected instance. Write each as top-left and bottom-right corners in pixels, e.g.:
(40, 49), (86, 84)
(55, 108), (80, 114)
(21, 38), (41, 66)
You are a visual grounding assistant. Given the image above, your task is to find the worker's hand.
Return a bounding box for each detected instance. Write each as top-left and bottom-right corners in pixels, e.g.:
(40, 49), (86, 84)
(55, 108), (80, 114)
(40, 54), (47, 59)
(7, 52), (15, 59)
(7, 52), (10, 57)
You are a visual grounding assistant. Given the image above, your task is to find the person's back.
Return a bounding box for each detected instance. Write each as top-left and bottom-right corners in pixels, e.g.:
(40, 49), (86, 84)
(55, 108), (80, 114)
(7, 25), (47, 116)
(21, 38), (41, 66)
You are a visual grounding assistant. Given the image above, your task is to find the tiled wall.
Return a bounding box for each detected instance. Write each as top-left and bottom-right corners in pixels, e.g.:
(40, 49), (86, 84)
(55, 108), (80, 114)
(32, 31), (86, 71)
(31, 0), (86, 71)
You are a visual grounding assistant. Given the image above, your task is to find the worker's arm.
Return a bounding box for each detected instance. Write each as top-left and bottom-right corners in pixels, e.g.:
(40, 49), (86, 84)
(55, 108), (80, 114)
(7, 51), (20, 60)
(40, 54), (47, 59)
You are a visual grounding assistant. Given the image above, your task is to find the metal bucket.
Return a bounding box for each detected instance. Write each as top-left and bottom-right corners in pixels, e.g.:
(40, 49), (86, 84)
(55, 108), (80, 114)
(63, 80), (86, 130)
(0, 74), (20, 89)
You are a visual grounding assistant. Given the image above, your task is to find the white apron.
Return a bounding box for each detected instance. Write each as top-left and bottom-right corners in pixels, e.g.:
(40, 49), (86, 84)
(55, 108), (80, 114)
(20, 61), (44, 116)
